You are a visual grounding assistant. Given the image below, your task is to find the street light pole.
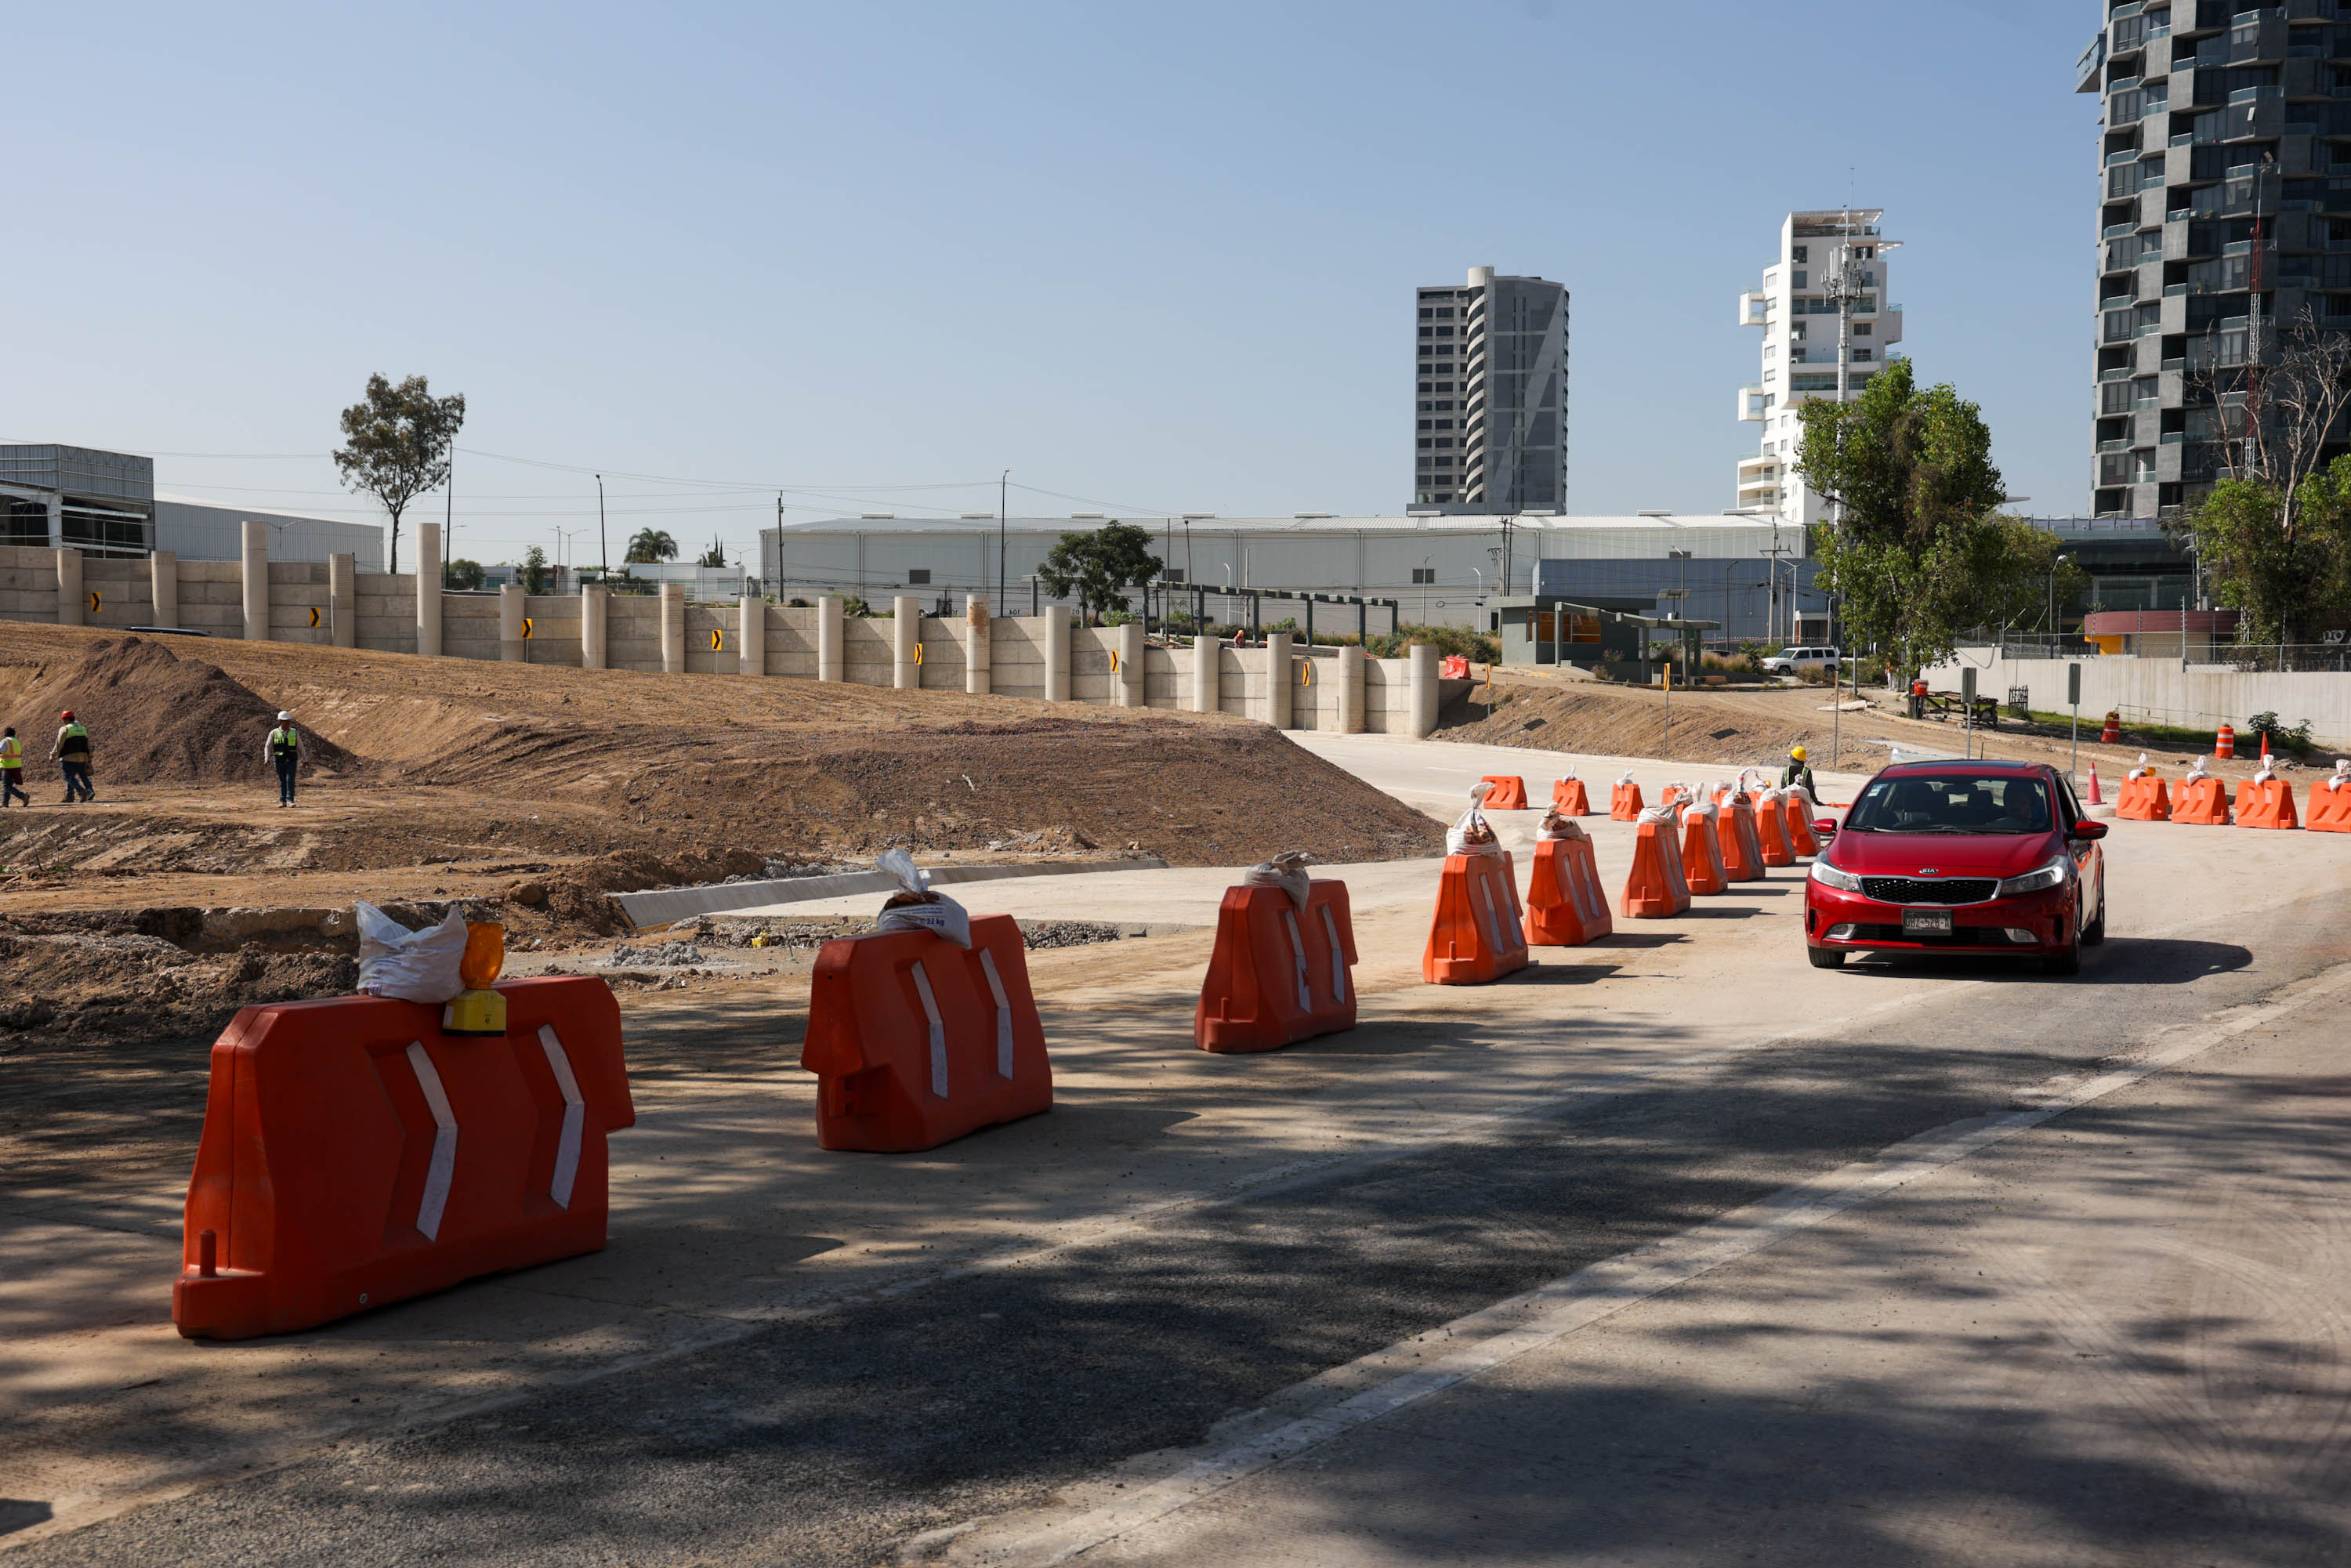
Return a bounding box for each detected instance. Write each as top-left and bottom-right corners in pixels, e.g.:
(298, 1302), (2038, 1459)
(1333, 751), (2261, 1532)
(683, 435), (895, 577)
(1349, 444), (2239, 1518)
(595, 474), (608, 581)
(998, 469), (1009, 614)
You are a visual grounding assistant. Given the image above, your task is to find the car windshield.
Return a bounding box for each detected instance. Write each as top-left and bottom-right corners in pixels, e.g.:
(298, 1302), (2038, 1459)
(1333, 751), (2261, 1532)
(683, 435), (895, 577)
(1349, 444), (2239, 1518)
(1843, 773), (2053, 835)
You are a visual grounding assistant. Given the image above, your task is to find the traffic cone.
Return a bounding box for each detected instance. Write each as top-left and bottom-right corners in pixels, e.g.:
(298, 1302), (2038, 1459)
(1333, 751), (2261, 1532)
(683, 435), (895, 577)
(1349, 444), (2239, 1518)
(2085, 762), (2103, 806)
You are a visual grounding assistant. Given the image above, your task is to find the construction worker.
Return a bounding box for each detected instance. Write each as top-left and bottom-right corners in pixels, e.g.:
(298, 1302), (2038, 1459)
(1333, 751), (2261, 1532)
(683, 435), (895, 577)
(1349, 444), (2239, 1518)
(263, 710), (308, 807)
(1781, 744), (1816, 799)
(51, 710), (93, 804)
(0, 726), (25, 808)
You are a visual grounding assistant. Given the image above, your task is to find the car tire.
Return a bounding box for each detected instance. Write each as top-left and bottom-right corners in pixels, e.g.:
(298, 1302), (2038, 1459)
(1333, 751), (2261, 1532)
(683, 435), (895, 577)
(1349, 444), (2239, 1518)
(1807, 946), (1846, 969)
(2081, 897), (2106, 947)
(2041, 938), (2081, 977)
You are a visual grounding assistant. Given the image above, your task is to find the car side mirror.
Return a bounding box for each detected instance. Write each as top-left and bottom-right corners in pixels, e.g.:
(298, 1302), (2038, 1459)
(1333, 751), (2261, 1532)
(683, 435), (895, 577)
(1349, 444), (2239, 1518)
(1811, 818), (1838, 835)
(2070, 820), (2107, 841)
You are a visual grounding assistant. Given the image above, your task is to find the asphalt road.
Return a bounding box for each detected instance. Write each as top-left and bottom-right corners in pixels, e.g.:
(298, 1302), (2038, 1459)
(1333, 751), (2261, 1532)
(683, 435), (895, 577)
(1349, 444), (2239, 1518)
(12, 866), (2348, 1566)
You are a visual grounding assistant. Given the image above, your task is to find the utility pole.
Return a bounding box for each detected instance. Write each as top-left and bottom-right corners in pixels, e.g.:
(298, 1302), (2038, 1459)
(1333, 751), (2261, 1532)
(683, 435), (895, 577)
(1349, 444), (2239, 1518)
(595, 473), (608, 581)
(998, 469), (1010, 613)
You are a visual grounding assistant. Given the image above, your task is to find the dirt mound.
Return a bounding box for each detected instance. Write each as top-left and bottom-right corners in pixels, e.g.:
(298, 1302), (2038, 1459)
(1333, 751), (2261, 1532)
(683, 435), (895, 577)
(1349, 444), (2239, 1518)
(1437, 681), (1883, 775)
(0, 929), (358, 1047)
(6, 637), (367, 784)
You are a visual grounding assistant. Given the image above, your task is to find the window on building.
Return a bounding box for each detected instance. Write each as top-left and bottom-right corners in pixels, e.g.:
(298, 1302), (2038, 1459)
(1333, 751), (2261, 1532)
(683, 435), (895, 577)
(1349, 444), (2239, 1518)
(1419, 400), (1433, 411)
(1419, 308), (1433, 318)
(908, 569), (931, 585)
(1436, 308), (1454, 318)
(1791, 245), (1808, 262)
(1854, 322), (1872, 335)
(1792, 270), (1809, 288)
(1412, 567), (1436, 584)
(1419, 327), (1433, 338)
(1419, 418), (1433, 429)
(1418, 437), (1433, 448)
(1162, 568), (1186, 583)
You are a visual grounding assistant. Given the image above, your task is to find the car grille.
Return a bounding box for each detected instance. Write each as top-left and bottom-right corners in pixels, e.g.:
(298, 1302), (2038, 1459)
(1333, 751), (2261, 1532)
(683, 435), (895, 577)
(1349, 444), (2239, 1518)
(1842, 923), (2016, 947)
(1859, 877), (1998, 905)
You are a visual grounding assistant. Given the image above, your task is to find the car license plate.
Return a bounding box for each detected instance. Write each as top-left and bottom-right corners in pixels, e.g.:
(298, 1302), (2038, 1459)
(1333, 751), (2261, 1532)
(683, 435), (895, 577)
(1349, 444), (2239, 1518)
(1902, 909), (1954, 936)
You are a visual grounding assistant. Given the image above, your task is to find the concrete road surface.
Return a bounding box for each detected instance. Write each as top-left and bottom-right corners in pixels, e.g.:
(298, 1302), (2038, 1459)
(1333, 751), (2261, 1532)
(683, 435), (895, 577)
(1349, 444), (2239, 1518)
(5, 730), (2348, 1566)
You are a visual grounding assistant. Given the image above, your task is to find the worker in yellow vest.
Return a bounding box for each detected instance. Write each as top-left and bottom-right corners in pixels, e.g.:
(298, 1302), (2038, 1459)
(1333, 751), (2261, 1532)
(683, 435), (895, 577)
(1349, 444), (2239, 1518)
(263, 711), (309, 807)
(50, 710), (93, 804)
(0, 726), (25, 807)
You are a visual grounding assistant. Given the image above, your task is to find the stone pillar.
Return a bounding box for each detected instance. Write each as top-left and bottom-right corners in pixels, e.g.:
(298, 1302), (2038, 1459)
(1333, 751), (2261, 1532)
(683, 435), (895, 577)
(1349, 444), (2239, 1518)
(149, 549), (178, 629)
(1408, 643), (1440, 738)
(56, 547), (84, 628)
(498, 584), (527, 662)
(1115, 621), (1145, 708)
(965, 596), (991, 696)
(581, 584), (608, 670)
(241, 521), (268, 642)
(659, 583), (686, 674)
(1337, 644), (1367, 733)
(1043, 605), (1071, 702)
(1265, 632), (1294, 730)
(893, 596), (920, 690)
(738, 594), (765, 675)
(817, 596), (844, 681)
(1192, 632), (1218, 713)
(328, 553), (356, 648)
(415, 521), (443, 657)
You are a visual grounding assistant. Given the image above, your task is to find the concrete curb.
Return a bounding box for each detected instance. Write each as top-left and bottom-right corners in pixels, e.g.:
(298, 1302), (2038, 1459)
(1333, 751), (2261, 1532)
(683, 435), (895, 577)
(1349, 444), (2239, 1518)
(615, 856), (1172, 929)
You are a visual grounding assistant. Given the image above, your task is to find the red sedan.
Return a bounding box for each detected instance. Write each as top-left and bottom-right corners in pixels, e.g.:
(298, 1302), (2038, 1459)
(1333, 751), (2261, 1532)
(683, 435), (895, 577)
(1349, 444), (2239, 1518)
(1803, 759), (2107, 976)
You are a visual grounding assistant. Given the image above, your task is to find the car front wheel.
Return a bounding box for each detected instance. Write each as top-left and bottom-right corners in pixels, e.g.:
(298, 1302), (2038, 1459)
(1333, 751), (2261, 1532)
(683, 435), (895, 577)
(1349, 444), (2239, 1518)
(1807, 946), (1846, 969)
(2041, 937), (2081, 976)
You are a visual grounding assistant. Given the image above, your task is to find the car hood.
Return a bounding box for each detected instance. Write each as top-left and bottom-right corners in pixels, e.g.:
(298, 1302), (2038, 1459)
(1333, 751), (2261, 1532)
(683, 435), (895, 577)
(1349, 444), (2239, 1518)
(1822, 831), (2059, 878)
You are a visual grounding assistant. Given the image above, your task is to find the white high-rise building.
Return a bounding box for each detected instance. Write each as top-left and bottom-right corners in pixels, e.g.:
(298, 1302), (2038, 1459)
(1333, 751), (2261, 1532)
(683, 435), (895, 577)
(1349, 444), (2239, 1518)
(1733, 210), (1904, 527)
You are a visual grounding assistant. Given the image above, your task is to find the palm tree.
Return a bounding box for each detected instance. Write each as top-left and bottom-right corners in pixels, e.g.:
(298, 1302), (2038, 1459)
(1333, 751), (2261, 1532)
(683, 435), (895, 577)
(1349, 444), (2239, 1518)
(624, 528), (678, 564)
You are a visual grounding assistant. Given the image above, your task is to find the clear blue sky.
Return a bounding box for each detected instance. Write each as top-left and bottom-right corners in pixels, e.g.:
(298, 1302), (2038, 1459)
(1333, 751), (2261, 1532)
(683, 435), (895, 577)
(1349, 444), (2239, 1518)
(5, 0), (2100, 568)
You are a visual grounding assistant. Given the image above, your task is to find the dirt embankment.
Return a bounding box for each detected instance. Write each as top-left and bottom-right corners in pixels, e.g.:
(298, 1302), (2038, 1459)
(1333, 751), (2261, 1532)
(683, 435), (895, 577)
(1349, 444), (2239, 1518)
(1437, 673), (2316, 783)
(0, 627), (1441, 952)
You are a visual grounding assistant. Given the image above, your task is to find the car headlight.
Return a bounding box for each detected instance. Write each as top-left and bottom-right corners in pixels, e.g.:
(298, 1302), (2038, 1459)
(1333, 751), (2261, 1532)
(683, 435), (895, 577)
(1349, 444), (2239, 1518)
(1809, 860), (1864, 893)
(1996, 856), (2071, 897)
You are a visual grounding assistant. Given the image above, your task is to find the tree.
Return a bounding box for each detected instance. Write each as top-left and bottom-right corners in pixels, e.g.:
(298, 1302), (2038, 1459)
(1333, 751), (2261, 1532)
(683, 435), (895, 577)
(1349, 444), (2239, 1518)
(625, 528), (678, 564)
(2179, 312), (2351, 643)
(1795, 358), (2049, 675)
(332, 373), (465, 576)
(696, 534), (729, 568)
(1035, 521), (1163, 624)
(443, 557), (485, 591)
(521, 545), (551, 595)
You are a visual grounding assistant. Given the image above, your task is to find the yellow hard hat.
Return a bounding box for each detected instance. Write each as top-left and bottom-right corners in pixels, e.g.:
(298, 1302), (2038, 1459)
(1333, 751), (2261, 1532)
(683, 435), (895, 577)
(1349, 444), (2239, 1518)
(1790, 745), (1808, 762)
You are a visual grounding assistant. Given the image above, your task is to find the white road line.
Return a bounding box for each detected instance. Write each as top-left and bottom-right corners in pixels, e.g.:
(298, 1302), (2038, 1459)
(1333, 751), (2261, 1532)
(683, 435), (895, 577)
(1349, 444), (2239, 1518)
(973, 959), (2351, 1566)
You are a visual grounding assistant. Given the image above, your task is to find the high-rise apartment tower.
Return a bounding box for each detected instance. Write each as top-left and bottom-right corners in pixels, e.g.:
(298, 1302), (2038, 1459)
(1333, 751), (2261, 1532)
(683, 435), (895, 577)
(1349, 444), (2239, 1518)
(2078, 4), (2351, 519)
(1412, 266), (1570, 512)
(1734, 211), (1904, 527)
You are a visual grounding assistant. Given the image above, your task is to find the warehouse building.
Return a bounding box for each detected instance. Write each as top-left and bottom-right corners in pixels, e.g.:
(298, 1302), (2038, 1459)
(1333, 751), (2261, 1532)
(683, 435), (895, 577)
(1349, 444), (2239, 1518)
(0, 444), (385, 568)
(763, 512), (1821, 634)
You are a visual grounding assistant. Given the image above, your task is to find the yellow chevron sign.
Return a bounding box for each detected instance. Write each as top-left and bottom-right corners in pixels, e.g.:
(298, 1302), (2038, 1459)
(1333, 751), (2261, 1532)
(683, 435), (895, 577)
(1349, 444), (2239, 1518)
(88, 590), (100, 614)
(710, 628), (723, 652)
(522, 617), (534, 639)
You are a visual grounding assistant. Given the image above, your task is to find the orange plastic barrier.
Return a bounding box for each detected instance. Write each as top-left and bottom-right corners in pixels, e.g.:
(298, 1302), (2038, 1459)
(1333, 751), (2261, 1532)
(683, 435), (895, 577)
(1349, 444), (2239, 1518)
(2115, 773), (2170, 821)
(1439, 654), (1471, 679)
(2234, 777), (2299, 831)
(1719, 794), (1767, 882)
(801, 914), (1053, 1152)
(2310, 773), (2351, 833)
(1424, 851), (1530, 984)
(1609, 779), (1644, 821)
(1524, 827), (1613, 947)
(1753, 791), (1796, 866)
(1679, 805), (1730, 896)
(1782, 794), (1820, 857)
(1619, 813), (1692, 918)
(1480, 775), (1529, 810)
(2172, 777), (2232, 826)
(1195, 882), (1358, 1052)
(1552, 777), (1592, 815)
(174, 977), (633, 1342)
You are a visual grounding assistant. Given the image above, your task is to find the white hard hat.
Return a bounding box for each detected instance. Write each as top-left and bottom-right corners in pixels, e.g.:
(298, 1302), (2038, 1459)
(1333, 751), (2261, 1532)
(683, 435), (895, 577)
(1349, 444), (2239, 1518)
(277, 711), (292, 721)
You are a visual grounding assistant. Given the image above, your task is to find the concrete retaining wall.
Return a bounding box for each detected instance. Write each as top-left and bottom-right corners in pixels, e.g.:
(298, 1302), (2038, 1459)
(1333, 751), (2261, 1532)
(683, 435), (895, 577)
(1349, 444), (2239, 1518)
(1937, 648), (2351, 751)
(0, 547), (1447, 737)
